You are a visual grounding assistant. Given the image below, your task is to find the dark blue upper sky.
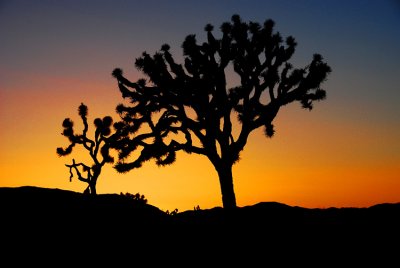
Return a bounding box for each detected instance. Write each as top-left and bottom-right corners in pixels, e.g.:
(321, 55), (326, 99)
(1, 0), (399, 105)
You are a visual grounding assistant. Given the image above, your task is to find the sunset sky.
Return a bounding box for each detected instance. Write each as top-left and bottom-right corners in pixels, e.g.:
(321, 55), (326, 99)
(1, 0), (399, 212)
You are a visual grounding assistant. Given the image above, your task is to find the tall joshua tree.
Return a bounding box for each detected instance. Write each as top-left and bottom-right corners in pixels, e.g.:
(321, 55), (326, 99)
(57, 103), (117, 195)
(112, 15), (331, 209)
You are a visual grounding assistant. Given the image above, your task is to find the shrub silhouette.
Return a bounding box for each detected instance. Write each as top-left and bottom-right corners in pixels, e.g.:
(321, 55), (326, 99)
(166, 208), (179, 216)
(120, 192), (148, 205)
(57, 103), (119, 195)
(111, 14), (331, 209)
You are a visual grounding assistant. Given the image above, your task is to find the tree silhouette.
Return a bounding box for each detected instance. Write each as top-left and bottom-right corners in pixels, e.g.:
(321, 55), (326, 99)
(112, 14), (331, 209)
(57, 103), (118, 195)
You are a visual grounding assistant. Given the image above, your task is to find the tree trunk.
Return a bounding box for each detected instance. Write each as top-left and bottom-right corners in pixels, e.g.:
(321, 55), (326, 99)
(216, 163), (237, 209)
(89, 173), (98, 195)
(89, 181), (97, 195)
(89, 166), (100, 195)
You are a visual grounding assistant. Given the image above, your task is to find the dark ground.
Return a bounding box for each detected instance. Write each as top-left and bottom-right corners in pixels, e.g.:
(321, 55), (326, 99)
(1, 186), (399, 265)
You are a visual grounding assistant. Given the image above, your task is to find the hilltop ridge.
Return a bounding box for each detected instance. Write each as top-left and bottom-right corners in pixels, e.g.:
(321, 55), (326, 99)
(1, 185), (399, 227)
(1, 186), (399, 265)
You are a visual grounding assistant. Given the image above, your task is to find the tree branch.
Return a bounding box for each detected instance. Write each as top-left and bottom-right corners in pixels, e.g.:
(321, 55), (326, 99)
(65, 159), (90, 183)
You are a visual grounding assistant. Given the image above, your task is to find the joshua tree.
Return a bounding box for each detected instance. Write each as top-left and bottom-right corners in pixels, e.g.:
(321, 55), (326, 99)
(57, 103), (117, 195)
(112, 14), (331, 209)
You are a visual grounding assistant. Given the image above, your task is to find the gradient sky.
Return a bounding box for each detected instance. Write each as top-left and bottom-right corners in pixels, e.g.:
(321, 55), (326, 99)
(1, 0), (399, 212)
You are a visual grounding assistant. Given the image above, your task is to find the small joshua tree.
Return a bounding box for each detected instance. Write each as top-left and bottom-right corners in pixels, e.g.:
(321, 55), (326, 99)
(57, 103), (117, 195)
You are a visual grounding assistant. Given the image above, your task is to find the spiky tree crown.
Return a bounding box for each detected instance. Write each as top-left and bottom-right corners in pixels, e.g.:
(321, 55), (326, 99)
(57, 103), (119, 162)
(111, 14), (331, 171)
(129, 14), (330, 110)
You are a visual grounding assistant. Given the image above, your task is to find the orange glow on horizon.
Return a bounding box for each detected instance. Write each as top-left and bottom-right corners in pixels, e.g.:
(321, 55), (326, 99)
(1, 75), (399, 212)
